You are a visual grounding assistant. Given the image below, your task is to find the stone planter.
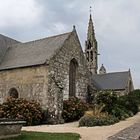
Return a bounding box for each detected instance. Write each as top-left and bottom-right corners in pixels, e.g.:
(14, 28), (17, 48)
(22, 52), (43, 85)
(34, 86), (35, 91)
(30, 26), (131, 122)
(0, 119), (26, 139)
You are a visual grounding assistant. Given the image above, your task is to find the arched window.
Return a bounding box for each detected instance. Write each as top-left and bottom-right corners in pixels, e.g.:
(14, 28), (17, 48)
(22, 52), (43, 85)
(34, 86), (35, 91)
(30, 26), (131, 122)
(86, 85), (92, 103)
(90, 51), (93, 61)
(128, 81), (132, 93)
(9, 88), (19, 98)
(87, 52), (89, 61)
(87, 41), (91, 49)
(69, 58), (78, 97)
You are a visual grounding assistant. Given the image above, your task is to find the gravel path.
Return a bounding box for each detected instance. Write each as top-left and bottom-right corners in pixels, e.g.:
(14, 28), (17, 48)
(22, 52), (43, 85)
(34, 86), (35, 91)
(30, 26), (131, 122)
(22, 112), (140, 140)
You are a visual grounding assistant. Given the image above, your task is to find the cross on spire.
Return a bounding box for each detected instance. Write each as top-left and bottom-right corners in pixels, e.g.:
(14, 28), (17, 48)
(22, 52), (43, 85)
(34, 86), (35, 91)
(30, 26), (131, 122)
(90, 6), (92, 14)
(85, 5), (98, 74)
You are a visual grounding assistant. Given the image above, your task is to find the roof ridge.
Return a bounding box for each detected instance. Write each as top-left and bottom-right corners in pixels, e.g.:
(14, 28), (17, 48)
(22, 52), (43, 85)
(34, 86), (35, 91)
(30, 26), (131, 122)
(92, 70), (130, 90)
(96, 70), (129, 76)
(0, 30), (73, 70)
(0, 34), (20, 43)
(21, 31), (72, 45)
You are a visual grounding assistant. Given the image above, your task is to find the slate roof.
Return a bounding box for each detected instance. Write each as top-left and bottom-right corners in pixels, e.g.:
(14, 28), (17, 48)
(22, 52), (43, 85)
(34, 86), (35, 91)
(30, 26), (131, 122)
(0, 34), (20, 64)
(92, 71), (130, 90)
(0, 32), (71, 70)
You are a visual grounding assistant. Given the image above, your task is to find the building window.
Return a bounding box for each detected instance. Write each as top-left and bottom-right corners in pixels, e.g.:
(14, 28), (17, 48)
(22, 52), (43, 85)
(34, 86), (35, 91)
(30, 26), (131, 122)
(128, 81), (132, 93)
(87, 52), (89, 61)
(86, 85), (92, 103)
(69, 58), (78, 98)
(9, 88), (19, 98)
(90, 51), (93, 61)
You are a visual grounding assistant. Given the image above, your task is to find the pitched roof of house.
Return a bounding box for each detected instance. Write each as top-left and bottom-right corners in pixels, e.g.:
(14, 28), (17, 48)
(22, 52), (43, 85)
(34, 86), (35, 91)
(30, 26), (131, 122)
(0, 32), (71, 70)
(92, 71), (130, 90)
(0, 34), (20, 64)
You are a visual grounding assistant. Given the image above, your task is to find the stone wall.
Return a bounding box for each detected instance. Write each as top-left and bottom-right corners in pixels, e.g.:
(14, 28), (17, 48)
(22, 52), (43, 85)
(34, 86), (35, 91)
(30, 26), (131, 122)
(0, 30), (90, 124)
(47, 30), (90, 123)
(0, 65), (49, 110)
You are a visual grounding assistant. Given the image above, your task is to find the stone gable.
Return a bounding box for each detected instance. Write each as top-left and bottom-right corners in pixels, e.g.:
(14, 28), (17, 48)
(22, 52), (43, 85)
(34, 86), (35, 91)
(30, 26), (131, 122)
(46, 29), (90, 123)
(0, 29), (90, 124)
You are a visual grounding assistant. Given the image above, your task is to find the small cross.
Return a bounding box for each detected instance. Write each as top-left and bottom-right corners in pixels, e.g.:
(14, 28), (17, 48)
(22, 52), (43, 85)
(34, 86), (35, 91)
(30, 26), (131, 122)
(90, 6), (92, 14)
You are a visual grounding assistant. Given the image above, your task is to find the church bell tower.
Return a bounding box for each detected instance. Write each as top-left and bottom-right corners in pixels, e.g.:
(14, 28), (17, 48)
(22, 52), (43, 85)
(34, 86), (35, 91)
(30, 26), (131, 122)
(85, 7), (98, 74)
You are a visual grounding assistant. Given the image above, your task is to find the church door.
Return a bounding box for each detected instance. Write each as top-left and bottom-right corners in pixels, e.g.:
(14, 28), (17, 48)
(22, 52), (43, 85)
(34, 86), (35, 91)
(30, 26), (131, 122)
(69, 59), (78, 98)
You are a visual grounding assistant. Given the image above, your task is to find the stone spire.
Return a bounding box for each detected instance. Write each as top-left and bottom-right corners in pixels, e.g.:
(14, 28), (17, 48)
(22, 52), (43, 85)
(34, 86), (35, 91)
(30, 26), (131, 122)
(85, 7), (98, 74)
(99, 64), (106, 74)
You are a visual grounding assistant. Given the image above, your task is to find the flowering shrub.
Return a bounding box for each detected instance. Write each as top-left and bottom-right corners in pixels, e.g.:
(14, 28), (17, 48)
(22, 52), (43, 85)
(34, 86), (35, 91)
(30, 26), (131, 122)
(0, 97), (43, 126)
(62, 97), (89, 122)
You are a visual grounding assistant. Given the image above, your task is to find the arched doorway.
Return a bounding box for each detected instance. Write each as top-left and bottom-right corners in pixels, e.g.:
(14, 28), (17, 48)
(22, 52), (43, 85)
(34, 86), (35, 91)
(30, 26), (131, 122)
(69, 58), (78, 97)
(9, 88), (19, 98)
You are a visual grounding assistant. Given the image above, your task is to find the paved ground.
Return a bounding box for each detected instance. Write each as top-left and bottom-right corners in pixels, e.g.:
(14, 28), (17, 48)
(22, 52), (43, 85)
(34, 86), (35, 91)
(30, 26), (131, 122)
(108, 123), (140, 140)
(22, 112), (140, 140)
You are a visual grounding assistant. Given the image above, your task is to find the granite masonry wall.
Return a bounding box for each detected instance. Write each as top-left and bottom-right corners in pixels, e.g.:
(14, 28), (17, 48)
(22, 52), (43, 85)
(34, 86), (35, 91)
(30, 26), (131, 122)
(0, 65), (49, 110)
(0, 30), (90, 124)
(47, 30), (90, 123)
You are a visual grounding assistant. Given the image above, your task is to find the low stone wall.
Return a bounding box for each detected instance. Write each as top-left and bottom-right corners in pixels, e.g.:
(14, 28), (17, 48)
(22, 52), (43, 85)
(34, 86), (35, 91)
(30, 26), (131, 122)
(108, 123), (140, 140)
(0, 119), (26, 139)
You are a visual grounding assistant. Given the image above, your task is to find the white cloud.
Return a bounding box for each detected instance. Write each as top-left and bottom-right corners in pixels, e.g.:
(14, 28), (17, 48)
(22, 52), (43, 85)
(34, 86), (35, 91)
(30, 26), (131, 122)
(0, 0), (43, 28)
(0, 0), (139, 88)
(94, 0), (140, 41)
(52, 22), (69, 33)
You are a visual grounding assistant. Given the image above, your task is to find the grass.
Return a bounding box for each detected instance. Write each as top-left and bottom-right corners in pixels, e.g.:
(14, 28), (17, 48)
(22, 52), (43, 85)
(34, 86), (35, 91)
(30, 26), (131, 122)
(4, 131), (80, 140)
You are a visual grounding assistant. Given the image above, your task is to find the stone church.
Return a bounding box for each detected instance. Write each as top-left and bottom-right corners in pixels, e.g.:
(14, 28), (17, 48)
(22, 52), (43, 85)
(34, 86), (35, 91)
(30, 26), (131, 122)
(0, 13), (134, 123)
(84, 14), (134, 95)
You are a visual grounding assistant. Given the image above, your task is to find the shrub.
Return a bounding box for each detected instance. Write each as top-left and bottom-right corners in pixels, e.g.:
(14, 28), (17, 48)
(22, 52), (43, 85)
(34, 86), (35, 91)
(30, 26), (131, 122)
(80, 89), (140, 127)
(79, 115), (119, 127)
(62, 97), (89, 122)
(128, 89), (140, 105)
(118, 95), (139, 115)
(84, 104), (107, 118)
(92, 90), (140, 121)
(0, 97), (43, 126)
(79, 103), (119, 127)
(95, 90), (118, 114)
(110, 105), (133, 120)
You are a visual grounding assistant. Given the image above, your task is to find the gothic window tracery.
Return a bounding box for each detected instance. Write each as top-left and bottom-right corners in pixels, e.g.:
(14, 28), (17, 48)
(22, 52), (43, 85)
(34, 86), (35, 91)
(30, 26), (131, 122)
(69, 58), (78, 98)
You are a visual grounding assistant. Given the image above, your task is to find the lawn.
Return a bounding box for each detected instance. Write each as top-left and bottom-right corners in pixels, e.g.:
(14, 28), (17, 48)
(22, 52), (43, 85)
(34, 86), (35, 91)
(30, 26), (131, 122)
(5, 131), (80, 140)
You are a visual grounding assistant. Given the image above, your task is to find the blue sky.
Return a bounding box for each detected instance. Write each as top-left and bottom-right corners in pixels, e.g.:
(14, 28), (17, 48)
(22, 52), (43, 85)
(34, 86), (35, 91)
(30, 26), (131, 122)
(0, 0), (140, 88)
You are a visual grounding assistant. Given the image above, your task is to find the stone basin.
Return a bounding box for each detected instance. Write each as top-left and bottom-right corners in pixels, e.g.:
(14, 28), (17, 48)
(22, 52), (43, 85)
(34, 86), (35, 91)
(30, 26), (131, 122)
(0, 118), (26, 139)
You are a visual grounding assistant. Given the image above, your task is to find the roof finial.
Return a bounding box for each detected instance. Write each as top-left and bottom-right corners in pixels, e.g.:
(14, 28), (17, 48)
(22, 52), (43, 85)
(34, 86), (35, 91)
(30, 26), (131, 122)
(90, 6), (92, 13)
(73, 25), (76, 31)
(89, 6), (92, 19)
